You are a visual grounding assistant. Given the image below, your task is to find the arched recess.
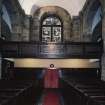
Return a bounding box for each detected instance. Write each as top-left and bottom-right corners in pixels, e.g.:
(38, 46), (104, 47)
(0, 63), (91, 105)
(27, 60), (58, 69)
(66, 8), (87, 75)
(1, 0), (25, 41)
(2, 4), (12, 31)
(1, 0), (13, 40)
(2, 0), (21, 27)
(83, 0), (103, 42)
(31, 6), (71, 42)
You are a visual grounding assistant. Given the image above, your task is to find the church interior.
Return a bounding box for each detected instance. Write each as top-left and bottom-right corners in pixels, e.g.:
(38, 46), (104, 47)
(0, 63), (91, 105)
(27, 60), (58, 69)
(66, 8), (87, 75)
(0, 0), (105, 105)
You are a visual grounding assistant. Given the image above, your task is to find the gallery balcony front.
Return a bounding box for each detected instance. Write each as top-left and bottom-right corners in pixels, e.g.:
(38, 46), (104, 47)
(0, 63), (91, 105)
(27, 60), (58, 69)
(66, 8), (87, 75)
(1, 41), (103, 59)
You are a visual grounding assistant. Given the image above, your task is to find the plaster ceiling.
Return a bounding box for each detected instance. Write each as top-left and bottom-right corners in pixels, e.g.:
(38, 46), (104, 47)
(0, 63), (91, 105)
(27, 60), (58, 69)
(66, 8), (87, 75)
(18, 0), (86, 16)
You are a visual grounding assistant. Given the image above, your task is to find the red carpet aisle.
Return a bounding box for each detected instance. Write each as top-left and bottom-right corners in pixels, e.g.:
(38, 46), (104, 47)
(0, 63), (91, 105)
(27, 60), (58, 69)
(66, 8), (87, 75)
(43, 90), (61, 105)
(44, 68), (59, 88)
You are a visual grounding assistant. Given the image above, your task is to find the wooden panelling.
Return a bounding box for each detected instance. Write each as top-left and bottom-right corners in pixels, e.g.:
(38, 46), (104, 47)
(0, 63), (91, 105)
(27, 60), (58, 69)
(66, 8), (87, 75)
(1, 41), (103, 58)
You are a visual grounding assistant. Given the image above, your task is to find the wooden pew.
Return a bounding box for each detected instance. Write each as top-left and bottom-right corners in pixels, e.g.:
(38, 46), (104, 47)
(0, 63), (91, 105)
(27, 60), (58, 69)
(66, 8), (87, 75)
(61, 76), (105, 105)
(0, 80), (35, 105)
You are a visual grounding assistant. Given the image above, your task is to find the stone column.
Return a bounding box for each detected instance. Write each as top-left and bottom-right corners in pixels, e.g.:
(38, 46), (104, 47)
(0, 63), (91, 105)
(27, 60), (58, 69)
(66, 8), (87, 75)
(11, 12), (23, 41)
(0, 0), (3, 38)
(0, 57), (2, 79)
(30, 16), (40, 41)
(0, 0), (3, 79)
(101, 4), (105, 81)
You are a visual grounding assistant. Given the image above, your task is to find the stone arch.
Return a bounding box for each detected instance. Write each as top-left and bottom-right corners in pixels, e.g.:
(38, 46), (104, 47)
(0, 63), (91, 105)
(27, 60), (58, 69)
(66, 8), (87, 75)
(31, 6), (71, 42)
(2, 0), (24, 28)
(86, 0), (102, 32)
(1, 0), (15, 40)
(2, 0), (23, 19)
(2, 0), (25, 41)
(82, 0), (103, 41)
(2, 0), (13, 30)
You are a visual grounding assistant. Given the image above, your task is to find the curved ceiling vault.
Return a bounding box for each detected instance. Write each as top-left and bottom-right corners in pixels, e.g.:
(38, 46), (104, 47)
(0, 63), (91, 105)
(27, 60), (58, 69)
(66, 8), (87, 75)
(18, 0), (86, 16)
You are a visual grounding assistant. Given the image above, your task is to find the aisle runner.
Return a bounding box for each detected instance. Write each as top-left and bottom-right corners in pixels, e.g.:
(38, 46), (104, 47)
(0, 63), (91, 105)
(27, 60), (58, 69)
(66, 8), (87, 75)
(44, 68), (59, 88)
(43, 90), (60, 105)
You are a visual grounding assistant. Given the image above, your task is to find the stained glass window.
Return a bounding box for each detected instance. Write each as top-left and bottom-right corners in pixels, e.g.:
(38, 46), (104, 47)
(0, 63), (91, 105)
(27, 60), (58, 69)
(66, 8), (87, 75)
(41, 16), (62, 43)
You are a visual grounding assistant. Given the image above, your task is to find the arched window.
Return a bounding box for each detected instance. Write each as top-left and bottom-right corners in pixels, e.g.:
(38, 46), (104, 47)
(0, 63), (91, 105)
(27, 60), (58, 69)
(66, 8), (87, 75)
(41, 15), (63, 43)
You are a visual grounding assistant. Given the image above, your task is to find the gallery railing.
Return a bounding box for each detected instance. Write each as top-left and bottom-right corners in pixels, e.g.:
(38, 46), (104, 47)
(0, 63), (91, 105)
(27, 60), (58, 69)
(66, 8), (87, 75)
(1, 41), (103, 58)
